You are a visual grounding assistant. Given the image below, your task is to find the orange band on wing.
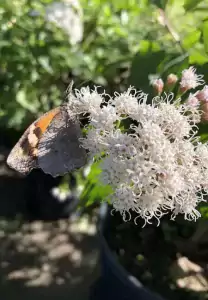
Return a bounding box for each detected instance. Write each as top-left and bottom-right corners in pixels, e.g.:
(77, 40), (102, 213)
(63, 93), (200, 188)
(20, 107), (61, 157)
(35, 107), (60, 134)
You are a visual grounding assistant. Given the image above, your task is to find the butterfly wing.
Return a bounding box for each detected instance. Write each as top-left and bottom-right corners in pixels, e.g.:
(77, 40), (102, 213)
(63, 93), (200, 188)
(37, 106), (87, 177)
(7, 107), (60, 175)
(6, 124), (38, 175)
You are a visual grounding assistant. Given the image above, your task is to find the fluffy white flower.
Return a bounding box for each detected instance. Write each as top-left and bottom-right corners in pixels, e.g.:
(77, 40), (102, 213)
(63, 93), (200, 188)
(195, 142), (208, 169)
(70, 70), (208, 225)
(156, 102), (194, 139)
(130, 102), (160, 124)
(100, 157), (130, 186)
(80, 128), (108, 158)
(68, 87), (105, 115)
(90, 105), (118, 131)
(180, 66), (204, 91)
(112, 88), (140, 115)
(186, 93), (199, 107)
(45, 0), (83, 45)
(111, 186), (140, 221)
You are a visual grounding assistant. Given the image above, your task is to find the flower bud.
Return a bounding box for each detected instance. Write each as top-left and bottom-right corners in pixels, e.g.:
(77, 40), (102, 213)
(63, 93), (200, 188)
(196, 85), (208, 102)
(166, 73), (178, 86)
(201, 102), (208, 121)
(152, 78), (164, 95)
(186, 94), (199, 107)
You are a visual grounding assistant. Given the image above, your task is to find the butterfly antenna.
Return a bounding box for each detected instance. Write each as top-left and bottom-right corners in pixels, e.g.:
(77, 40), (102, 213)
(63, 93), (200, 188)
(65, 80), (74, 98)
(63, 77), (93, 105)
(62, 81), (74, 108)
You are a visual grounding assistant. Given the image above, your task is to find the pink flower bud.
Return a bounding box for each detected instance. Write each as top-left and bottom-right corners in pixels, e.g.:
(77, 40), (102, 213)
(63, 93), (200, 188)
(201, 102), (208, 121)
(186, 94), (199, 107)
(152, 79), (164, 95)
(196, 85), (208, 102)
(166, 74), (178, 86)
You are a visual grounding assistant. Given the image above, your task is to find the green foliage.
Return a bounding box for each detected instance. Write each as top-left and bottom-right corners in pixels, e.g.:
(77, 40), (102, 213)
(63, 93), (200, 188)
(79, 162), (113, 207)
(0, 0), (153, 129)
(2, 0), (208, 129)
(199, 203), (208, 218)
(0, 0), (73, 129)
(1, 0), (208, 215)
(183, 0), (204, 11)
(203, 20), (208, 54)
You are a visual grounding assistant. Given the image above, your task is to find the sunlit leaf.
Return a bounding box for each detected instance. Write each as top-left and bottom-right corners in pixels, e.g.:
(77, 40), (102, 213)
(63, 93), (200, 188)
(183, 0), (204, 11)
(16, 89), (37, 113)
(79, 162), (113, 207)
(38, 56), (54, 74)
(189, 49), (208, 64)
(182, 30), (201, 49)
(203, 20), (208, 54)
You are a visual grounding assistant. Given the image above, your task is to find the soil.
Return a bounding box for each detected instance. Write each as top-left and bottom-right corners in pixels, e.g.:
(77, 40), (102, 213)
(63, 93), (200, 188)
(105, 209), (208, 300)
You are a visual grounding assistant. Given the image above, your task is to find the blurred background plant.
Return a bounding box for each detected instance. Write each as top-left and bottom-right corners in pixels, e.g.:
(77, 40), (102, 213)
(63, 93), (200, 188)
(1, 0), (208, 129)
(0, 0), (208, 298)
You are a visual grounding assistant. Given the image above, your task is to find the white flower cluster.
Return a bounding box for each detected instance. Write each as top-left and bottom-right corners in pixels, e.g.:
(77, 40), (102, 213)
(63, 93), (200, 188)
(68, 69), (208, 225)
(45, 0), (83, 45)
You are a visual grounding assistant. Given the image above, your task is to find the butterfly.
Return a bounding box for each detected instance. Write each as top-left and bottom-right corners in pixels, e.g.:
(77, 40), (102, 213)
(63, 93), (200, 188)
(7, 102), (87, 177)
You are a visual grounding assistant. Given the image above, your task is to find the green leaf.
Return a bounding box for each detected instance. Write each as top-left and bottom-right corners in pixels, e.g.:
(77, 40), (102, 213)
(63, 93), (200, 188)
(200, 205), (208, 219)
(16, 89), (37, 113)
(79, 162), (113, 207)
(182, 30), (201, 49)
(129, 41), (165, 93)
(161, 53), (189, 77)
(183, 0), (204, 11)
(203, 20), (208, 54)
(189, 49), (208, 64)
(197, 123), (208, 142)
(38, 56), (54, 74)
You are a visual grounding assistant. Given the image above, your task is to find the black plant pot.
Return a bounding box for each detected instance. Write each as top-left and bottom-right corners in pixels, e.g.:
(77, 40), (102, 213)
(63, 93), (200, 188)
(90, 203), (166, 300)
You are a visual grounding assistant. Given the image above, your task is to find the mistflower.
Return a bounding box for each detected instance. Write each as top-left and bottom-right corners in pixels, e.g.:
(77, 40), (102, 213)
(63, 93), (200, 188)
(200, 102), (208, 122)
(151, 78), (164, 94)
(69, 86), (105, 115)
(45, 0), (83, 45)
(196, 85), (208, 102)
(180, 66), (204, 91)
(112, 88), (139, 115)
(186, 93), (199, 107)
(69, 66), (208, 225)
(166, 73), (178, 86)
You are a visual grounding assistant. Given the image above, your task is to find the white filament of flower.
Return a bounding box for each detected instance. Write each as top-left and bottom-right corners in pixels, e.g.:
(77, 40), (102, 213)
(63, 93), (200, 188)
(67, 69), (208, 225)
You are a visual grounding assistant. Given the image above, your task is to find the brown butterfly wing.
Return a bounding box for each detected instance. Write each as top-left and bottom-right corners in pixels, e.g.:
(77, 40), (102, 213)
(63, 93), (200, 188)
(6, 123), (39, 175)
(37, 107), (87, 177)
(6, 107), (60, 175)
